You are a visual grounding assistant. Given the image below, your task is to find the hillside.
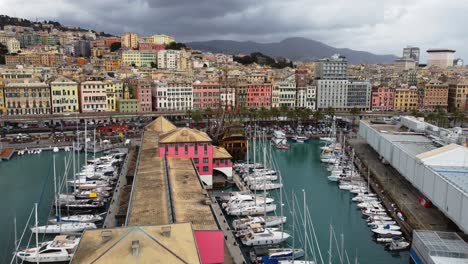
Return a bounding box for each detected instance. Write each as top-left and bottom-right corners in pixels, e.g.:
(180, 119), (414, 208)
(188, 37), (398, 64)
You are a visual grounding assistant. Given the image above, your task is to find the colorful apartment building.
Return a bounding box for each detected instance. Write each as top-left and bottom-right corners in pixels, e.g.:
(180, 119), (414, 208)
(448, 79), (468, 112)
(132, 79), (153, 112)
(117, 99), (138, 113)
(371, 86), (395, 111)
(121, 32), (138, 49)
(246, 83), (272, 109)
(152, 117), (233, 188)
(192, 81), (221, 110)
(122, 50), (157, 67)
(420, 80), (449, 111)
(50, 76), (79, 113)
(105, 81), (117, 112)
(393, 85), (418, 112)
(4, 80), (51, 115)
(5, 53), (64, 66)
(80, 81), (107, 112)
(138, 42), (165, 52)
(152, 81), (193, 112)
(103, 54), (122, 71)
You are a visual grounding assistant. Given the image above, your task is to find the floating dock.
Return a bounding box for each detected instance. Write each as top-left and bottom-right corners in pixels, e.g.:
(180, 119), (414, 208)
(0, 148), (14, 160)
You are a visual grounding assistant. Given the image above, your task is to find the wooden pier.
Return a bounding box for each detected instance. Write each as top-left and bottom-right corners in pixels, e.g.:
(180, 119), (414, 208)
(0, 148), (14, 160)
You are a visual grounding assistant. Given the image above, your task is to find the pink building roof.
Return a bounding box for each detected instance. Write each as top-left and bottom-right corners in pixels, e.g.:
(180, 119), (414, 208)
(194, 230), (224, 264)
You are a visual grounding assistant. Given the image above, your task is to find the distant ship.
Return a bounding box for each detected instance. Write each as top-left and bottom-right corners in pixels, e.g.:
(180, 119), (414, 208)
(219, 125), (247, 161)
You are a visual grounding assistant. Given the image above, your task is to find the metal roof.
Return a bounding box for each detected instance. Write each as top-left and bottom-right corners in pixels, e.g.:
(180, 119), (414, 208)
(414, 230), (468, 257)
(430, 166), (468, 194)
(394, 141), (437, 157)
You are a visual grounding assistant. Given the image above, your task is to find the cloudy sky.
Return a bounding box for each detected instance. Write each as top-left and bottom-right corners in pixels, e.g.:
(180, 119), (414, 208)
(1, 0), (466, 60)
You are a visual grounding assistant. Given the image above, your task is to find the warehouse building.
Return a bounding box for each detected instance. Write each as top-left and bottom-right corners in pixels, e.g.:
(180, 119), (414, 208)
(359, 118), (468, 234)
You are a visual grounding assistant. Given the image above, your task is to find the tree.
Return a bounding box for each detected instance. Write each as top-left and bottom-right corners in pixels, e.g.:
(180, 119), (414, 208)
(325, 106), (335, 117)
(280, 105), (289, 120)
(258, 106), (270, 121)
(313, 110), (323, 121)
(0, 43), (7, 64)
(301, 108), (312, 121)
(452, 108), (466, 127)
(165, 42), (187, 50)
(350, 107), (360, 126)
(411, 109), (424, 118)
(186, 109), (192, 126)
(248, 108), (258, 122)
(110, 42), (121, 52)
(150, 62), (157, 68)
(270, 107), (280, 122)
(204, 107), (214, 128)
(191, 110), (203, 127)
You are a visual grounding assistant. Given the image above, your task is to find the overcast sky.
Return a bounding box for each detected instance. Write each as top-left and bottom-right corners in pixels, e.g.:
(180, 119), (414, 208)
(1, 0), (466, 61)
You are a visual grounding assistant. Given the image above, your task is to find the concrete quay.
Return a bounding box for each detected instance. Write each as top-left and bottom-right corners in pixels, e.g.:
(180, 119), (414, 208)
(346, 137), (458, 240)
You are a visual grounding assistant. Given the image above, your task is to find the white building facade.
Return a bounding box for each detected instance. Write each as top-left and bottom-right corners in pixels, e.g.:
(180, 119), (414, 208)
(152, 81), (193, 112)
(157, 50), (180, 69)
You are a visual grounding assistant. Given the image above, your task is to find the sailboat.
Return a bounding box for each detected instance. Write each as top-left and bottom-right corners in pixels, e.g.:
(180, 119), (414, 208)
(241, 228), (290, 246)
(31, 222), (97, 234)
(49, 214), (104, 224)
(16, 235), (80, 263)
(232, 216), (286, 230)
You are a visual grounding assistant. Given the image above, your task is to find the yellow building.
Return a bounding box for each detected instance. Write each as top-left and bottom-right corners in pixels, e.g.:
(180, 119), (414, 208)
(448, 79), (468, 112)
(105, 80), (117, 112)
(50, 76), (79, 114)
(121, 32), (138, 49)
(103, 54), (122, 71)
(394, 85), (418, 112)
(4, 80), (51, 115)
(150, 34), (175, 45)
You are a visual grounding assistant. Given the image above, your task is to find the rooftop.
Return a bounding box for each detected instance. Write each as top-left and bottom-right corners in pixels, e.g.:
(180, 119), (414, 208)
(127, 131), (169, 226)
(71, 223), (201, 264)
(427, 49), (456, 53)
(145, 116), (177, 134)
(213, 146), (232, 159)
(159, 127), (212, 144)
(166, 157), (218, 230)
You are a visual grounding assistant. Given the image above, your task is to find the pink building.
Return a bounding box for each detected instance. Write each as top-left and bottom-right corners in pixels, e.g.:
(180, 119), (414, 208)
(192, 81), (221, 110)
(80, 81), (107, 112)
(138, 42), (165, 52)
(246, 83), (272, 109)
(133, 79), (153, 112)
(371, 86), (395, 111)
(151, 117), (233, 188)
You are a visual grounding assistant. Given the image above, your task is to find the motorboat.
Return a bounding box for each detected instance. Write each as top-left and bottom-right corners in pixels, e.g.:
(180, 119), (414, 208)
(352, 195), (378, 202)
(362, 209), (387, 217)
(49, 214), (104, 224)
(31, 222), (97, 234)
(319, 137), (335, 142)
(369, 224), (400, 231)
(223, 195), (275, 211)
(371, 228), (402, 236)
(241, 228), (290, 246)
(367, 215), (392, 222)
(356, 201), (382, 209)
(292, 135), (308, 143)
(16, 235), (80, 263)
(244, 175), (278, 182)
(227, 203), (277, 216)
(217, 191), (254, 202)
(275, 144), (289, 150)
(232, 216), (287, 230)
(249, 181), (283, 191)
(386, 238), (410, 251)
(367, 220), (396, 226)
(250, 247), (305, 263)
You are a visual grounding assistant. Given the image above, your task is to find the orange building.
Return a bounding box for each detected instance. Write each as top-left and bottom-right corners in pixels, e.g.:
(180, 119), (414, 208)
(448, 79), (468, 112)
(420, 80), (449, 111)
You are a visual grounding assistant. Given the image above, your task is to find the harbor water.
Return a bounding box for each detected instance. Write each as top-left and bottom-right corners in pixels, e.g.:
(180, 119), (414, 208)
(0, 140), (410, 263)
(0, 150), (86, 263)
(262, 139), (410, 264)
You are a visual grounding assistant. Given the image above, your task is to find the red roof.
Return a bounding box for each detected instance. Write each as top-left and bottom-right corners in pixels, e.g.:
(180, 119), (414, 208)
(194, 230), (224, 264)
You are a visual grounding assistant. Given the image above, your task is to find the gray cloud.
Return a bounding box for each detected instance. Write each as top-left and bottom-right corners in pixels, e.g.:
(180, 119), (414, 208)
(0, 0), (467, 60)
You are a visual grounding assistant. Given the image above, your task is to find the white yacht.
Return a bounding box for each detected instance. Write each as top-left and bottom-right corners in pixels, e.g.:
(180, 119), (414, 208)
(224, 196), (275, 211)
(232, 216), (287, 230)
(227, 203), (277, 216)
(369, 224), (400, 230)
(249, 181), (283, 191)
(371, 228), (402, 236)
(31, 222), (97, 234)
(16, 235), (80, 263)
(241, 228), (290, 246)
(49, 214), (103, 224)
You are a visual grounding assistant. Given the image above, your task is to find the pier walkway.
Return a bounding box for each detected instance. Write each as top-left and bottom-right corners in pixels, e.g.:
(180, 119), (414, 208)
(347, 137), (457, 238)
(102, 148), (131, 228)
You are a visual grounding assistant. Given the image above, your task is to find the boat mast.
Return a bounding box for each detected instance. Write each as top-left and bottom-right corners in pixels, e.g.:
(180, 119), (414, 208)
(263, 132), (267, 217)
(84, 120), (87, 163)
(34, 203), (39, 264)
(303, 189), (307, 261)
(340, 233), (344, 264)
(73, 142), (76, 194)
(291, 191), (295, 261)
(65, 157), (69, 216)
(328, 224), (333, 264)
(53, 156), (58, 217)
(14, 216), (17, 264)
(253, 125), (257, 205)
(93, 128), (96, 177)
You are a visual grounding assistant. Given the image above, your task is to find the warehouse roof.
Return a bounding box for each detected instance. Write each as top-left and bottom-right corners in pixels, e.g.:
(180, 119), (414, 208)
(145, 116), (177, 134)
(394, 142), (437, 157)
(430, 166), (468, 195)
(160, 128), (212, 144)
(71, 223), (201, 264)
(213, 146), (232, 159)
(381, 133), (432, 143)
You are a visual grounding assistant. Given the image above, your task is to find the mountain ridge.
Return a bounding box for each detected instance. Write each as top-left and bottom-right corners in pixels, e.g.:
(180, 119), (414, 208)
(188, 37), (398, 64)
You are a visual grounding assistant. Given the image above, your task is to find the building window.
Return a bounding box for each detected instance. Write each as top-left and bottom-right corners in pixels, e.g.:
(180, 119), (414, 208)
(203, 158), (209, 163)
(203, 166), (209, 172)
(193, 158), (199, 164)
